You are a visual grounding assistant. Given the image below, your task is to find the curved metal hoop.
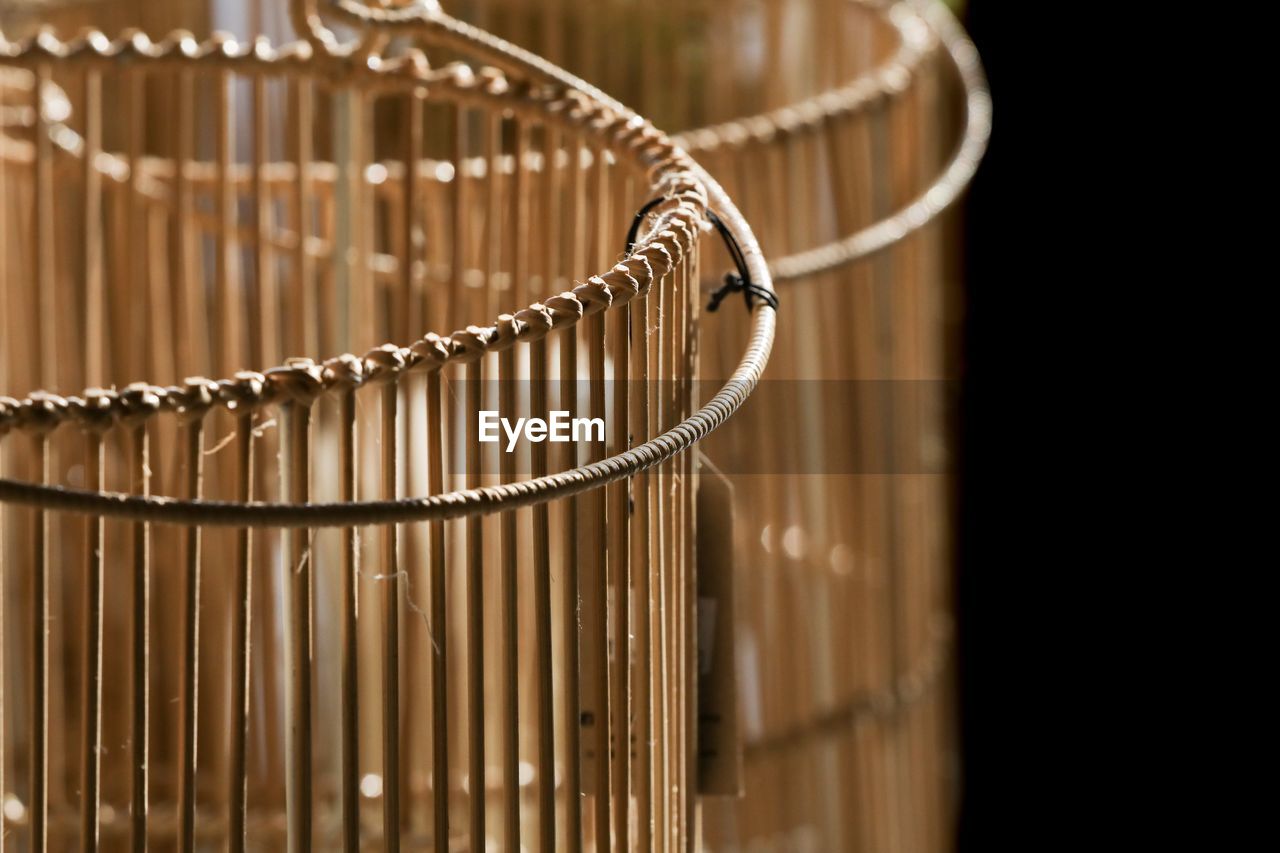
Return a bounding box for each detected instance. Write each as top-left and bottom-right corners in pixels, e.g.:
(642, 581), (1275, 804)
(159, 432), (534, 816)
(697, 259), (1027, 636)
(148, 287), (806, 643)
(336, 0), (990, 282)
(0, 7), (777, 525)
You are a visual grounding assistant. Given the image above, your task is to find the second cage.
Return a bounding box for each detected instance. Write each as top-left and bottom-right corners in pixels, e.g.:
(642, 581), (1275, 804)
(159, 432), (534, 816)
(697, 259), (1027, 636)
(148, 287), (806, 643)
(0, 0), (775, 850)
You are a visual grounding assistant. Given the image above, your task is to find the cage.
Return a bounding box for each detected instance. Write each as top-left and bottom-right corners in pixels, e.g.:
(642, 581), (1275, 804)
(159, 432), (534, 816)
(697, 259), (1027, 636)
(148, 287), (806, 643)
(380, 1), (991, 849)
(0, 1), (776, 850)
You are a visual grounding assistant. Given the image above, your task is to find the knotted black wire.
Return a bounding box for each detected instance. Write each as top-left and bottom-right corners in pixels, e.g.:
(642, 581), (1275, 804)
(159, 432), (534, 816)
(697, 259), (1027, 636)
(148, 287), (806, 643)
(626, 198), (779, 314)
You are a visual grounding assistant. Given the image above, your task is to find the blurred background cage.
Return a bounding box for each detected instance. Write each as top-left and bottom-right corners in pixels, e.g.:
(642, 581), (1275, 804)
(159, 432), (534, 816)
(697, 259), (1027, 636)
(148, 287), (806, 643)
(0, 0), (777, 850)
(392, 1), (989, 851)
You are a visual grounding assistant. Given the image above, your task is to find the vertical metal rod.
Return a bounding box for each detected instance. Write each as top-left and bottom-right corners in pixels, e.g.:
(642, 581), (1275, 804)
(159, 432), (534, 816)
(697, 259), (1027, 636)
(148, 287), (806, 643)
(34, 63), (56, 392)
(680, 248), (698, 853)
(608, 302), (631, 853)
(465, 358), (486, 853)
(483, 114), (502, 322)
(529, 338), (556, 853)
(402, 96), (425, 342)
(353, 91), (376, 352)
(674, 241), (688, 852)
(177, 415), (206, 852)
(633, 268), (655, 853)
(82, 70), (104, 387)
(80, 426), (105, 852)
(227, 411), (254, 852)
(173, 70), (206, 378)
(624, 164), (648, 846)
(533, 119), (558, 851)
(0, 430), (5, 853)
(215, 71), (239, 375)
(868, 94), (907, 853)
(498, 333), (520, 852)
(675, 254), (687, 851)
(506, 116), (531, 852)
(511, 120), (530, 310)
(683, 251), (694, 849)
(558, 327), (583, 852)
(425, 369), (449, 851)
(30, 432), (51, 853)
(253, 75), (277, 369)
(125, 71), (155, 383)
(281, 402), (312, 852)
(292, 79), (315, 358)
(381, 382), (402, 852)
(590, 143), (613, 853)
(398, 94), (423, 838)
(585, 307), (611, 853)
(633, 221), (653, 847)
(331, 91), (353, 355)
(654, 257), (671, 853)
(559, 140), (585, 853)
(0, 86), (6, 394)
(128, 421), (149, 853)
(338, 385), (360, 853)
(449, 105), (468, 329)
(541, 126), (561, 301)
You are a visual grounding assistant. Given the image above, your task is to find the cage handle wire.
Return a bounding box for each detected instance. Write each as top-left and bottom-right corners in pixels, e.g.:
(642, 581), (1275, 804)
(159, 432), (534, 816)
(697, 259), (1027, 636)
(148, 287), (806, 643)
(627, 197), (779, 313)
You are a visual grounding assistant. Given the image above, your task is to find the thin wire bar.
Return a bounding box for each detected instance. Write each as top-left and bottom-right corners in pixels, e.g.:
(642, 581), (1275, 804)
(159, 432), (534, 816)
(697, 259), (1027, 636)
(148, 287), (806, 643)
(215, 71), (240, 375)
(29, 431), (50, 853)
(82, 69), (104, 387)
(397, 94), (423, 840)
(679, 247), (698, 853)
(227, 411), (254, 851)
(0, 429), (5, 853)
(497, 333), (520, 851)
(80, 427), (105, 852)
(528, 337), (555, 853)
(253, 75), (278, 369)
(465, 358), (486, 853)
(124, 71), (160, 385)
(173, 70), (207, 379)
(633, 253), (656, 853)
(542, 125), (561, 298)
(585, 306), (611, 853)
(291, 78), (315, 358)
(619, 167), (655, 850)
(34, 62), (55, 392)
(339, 384), (361, 853)
(449, 104), (468, 329)
(381, 381), (402, 852)
(177, 415), (205, 852)
(425, 368), (449, 851)
(558, 325), (583, 853)
(127, 422), (148, 853)
(281, 402), (313, 852)
(608, 297), (631, 853)
(654, 250), (671, 853)
(511, 119), (529, 309)
(484, 114), (502, 322)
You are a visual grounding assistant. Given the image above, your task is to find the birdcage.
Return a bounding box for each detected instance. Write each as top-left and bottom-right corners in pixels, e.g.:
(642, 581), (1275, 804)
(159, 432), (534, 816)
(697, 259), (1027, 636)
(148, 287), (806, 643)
(0, 1), (777, 850)
(372, 1), (990, 850)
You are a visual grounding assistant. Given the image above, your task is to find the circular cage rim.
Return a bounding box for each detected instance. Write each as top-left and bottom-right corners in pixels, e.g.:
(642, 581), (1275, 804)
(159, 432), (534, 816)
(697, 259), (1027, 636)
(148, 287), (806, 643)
(0, 13), (778, 527)
(0, 0), (989, 284)
(339, 0), (991, 282)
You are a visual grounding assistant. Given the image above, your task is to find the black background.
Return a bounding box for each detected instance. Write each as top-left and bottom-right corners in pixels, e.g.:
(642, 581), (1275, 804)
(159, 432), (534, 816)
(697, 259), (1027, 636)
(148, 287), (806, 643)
(957, 2), (1025, 847)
